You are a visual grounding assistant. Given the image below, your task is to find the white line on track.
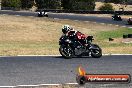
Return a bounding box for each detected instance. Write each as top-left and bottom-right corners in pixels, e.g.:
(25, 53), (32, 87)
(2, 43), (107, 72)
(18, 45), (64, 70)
(100, 23), (105, 25)
(115, 25), (119, 26)
(65, 83), (78, 85)
(84, 21), (90, 22)
(0, 54), (132, 57)
(17, 54), (132, 56)
(53, 18), (59, 20)
(108, 24), (112, 25)
(17, 55), (61, 56)
(16, 15), (21, 16)
(93, 22), (97, 23)
(0, 83), (78, 88)
(38, 84), (61, 86)
(2, 14), (8, 15)
(121, 26), (127, 27)
(16, 85), (38, 87)
(103, 54), (132, 55)
(74, 20), (79, 21)
(0, 86), (15, 88)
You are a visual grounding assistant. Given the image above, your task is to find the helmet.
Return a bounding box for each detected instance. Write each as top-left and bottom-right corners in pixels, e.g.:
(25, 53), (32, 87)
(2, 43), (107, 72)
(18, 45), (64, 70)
(62, 25), (71, 34)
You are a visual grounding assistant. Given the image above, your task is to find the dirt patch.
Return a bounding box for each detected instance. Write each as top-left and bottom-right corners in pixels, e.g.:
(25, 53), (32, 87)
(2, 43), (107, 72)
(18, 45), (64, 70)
(122, 38), (132, 43)
(103, 46), (132, 54)
(0, 14), (128, 55)
(100, 38), (132, 54)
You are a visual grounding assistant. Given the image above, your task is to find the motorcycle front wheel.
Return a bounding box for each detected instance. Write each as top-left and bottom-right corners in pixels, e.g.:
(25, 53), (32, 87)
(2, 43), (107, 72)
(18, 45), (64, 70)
(91, 44), (102, 58)
(59, 45), (73, 59)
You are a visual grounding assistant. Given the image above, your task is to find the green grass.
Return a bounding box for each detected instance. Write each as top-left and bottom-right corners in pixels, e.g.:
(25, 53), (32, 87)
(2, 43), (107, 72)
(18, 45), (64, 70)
(95, 28), (132, 47)
(93, 28), (132, 54)
(97, 28), (132, 40)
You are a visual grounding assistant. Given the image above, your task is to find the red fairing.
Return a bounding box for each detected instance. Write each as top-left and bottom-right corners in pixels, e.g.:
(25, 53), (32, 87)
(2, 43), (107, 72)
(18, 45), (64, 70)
(76, 32), (86, 40)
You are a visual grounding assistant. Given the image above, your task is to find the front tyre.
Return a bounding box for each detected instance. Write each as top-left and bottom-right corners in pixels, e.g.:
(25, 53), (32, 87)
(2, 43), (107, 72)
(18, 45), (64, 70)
(91, 44), (102, 58)
(59, 45), (73, 59)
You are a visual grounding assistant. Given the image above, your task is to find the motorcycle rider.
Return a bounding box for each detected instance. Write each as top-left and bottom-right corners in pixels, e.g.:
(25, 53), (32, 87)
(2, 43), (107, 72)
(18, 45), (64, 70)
(62, 25), (87, 46)
(112, 12), (122, 20)
(128, 17), (132, 21)
(113, 13), (119, 18)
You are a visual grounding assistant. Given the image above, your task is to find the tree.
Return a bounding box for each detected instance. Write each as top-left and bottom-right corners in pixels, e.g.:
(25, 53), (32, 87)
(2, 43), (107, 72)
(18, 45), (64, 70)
(61, 0), (71, 9)
(49, 0), (61, 9)
(2, 0), (21, 8)
(99, 3), (114, 11)
(35, 0), (61, 9)
(105, 0), (128, 4)
(21, 0), (33, 9)
(62, 0), (95, 10)
(105, 0), (129, 11)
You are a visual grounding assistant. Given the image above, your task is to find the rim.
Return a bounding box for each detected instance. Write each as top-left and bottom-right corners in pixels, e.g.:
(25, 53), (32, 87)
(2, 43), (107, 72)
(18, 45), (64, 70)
(92, 49), (100, 55)
(61, 46), (72, 57)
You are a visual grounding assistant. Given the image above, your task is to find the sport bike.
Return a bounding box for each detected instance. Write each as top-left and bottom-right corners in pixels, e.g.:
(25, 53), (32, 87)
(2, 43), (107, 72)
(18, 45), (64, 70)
(59, 33), (102, 59)
(112, 15), (122, 21)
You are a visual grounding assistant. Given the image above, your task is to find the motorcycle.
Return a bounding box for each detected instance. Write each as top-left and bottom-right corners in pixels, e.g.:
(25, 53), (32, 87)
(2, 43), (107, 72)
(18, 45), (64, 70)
(112, 15), (122, 21)
(59, 33), (102, 59)
(127, 17), (132, 25)
(38, 10), (48, 17)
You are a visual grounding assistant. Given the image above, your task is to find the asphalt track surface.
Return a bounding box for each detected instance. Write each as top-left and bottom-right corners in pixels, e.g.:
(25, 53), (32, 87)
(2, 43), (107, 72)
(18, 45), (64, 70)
(0, 10), (132, 28)
(0, 55), (132, 88)
(0, 11), (132, 87)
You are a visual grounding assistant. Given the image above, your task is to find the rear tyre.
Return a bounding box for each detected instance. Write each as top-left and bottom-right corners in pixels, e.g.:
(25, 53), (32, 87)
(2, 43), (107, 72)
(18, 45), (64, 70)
(59, 45), (73, 59)
(45, 15), (48, 17)
(38, 14), (43, 17)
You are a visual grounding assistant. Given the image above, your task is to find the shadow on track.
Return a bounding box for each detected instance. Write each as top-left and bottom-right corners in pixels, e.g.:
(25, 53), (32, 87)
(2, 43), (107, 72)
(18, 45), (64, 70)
(54, 56), (92, 59)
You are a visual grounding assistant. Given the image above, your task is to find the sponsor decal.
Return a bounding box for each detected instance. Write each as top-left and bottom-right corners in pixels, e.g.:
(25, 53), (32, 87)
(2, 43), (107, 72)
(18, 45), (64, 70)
(76, 66), (131, 85)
